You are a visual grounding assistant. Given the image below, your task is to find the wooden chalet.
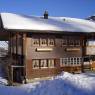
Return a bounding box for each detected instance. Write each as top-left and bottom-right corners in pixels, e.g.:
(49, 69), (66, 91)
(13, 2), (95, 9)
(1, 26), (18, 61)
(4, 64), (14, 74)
(0, 12), (95, 83)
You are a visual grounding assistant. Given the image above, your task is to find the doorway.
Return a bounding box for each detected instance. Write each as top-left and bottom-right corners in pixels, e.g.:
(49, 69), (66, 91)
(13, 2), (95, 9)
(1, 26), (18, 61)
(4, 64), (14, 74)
(13, 67), (24, 83)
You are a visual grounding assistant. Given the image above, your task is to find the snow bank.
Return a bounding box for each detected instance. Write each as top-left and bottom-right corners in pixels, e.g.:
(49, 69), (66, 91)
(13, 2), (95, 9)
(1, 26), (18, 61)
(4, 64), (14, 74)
(1, 72), (95, 95)
(25, 72), (95, 95)
(0, 77), (8, 85)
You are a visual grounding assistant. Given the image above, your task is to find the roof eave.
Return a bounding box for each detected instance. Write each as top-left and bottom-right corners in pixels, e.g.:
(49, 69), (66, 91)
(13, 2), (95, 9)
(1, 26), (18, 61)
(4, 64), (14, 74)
(4, 28), (90, 35)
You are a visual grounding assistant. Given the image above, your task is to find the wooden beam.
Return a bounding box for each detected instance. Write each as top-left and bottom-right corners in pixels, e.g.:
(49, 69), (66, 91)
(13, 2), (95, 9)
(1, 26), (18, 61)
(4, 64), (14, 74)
(21, 33), (24, 65)
(8, 32), (13, 85)
(81, 35), (87, 72)
(16, 33), (18, 65)
(23, 33), (27, 82)
(11, 65), (24, 68)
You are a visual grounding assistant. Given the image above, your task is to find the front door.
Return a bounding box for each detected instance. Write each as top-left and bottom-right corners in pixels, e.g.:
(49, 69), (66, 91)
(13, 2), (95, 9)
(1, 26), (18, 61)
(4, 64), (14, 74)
(13, 68), (22, 83)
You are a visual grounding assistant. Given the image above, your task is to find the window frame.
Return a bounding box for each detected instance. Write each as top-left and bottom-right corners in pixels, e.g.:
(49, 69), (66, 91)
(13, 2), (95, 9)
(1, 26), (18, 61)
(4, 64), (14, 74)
(40, 59), (48, 68)
(48, 59), (55, 68)
(68, 39), (74, 46)
(48, 39), (55, 46)
(61, 39), (67, 46)
(40, 38), (47, 46)
(32, 59), (40, 69)
(74, 40), (80, 46)
(32, 38), (40, 46)
(60, 57), (82, 67)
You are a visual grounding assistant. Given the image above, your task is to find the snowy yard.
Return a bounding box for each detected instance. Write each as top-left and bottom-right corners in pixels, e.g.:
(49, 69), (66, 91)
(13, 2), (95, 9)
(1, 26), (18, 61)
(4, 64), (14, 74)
(1, 72), (95, 95)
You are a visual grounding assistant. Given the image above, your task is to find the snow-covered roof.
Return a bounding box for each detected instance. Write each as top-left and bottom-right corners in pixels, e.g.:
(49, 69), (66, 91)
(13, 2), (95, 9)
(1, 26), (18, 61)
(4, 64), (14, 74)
(1, 12), (95, 33)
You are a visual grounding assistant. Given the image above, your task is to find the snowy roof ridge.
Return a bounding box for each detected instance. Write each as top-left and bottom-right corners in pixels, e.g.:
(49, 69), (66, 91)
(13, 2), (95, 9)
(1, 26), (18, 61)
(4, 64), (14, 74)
(1, 12), (95, 33)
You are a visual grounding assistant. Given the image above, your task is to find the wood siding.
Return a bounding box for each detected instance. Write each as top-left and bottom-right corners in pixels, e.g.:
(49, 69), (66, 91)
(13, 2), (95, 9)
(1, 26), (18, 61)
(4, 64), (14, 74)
(25, 34), (84, 79)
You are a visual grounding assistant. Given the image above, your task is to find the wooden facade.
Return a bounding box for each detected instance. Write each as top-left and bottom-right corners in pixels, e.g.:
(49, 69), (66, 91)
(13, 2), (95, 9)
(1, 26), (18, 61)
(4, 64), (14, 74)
(8, 31), (95, 83)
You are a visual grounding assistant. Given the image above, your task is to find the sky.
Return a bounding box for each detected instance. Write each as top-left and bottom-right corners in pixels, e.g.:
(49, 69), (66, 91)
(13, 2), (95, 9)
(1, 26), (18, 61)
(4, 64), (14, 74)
(0, 0), (95, 18)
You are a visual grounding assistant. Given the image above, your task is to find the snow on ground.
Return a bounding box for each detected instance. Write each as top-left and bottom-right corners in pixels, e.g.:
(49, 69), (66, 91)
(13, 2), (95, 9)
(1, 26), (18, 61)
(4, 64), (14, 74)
(24, 72), (95, 95)
(19, 72), (95, 95)
(1, 72), (95, 95)
(0, 63), (8, 85)
(0, 77), (7, 85)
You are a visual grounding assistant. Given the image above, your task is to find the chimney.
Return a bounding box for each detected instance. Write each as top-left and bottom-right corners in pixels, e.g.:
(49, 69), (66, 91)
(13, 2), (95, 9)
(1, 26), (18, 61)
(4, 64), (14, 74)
(44, 10), (48, 19)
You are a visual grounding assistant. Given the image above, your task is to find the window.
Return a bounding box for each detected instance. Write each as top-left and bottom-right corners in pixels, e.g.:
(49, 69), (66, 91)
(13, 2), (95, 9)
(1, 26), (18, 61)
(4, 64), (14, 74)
(74, 58), (77, 65)
(32, 59), (56, 69)
(32, 60), (40, 69)
(83, 57), (89, 62)
(40, 59), (48, 68)
(61, 39), (67, 46)
(60, 58), (68, 66)
(33, 38), (39, 46)
(87, 40), (95, 46)
(68, 39), (74, 46)
(48, 39), (55, 46)
(48, 59), (55, 68)
(77, 58), (81, 65)
(70, 58), (73, 65)
(74, 40), (80, 46)
(60, 57), (82, 67)
(77, 58), (79, 64)
(40, 38), (47, 46)
(65, 58), (68, 65)
(73, 57), (82, 66)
